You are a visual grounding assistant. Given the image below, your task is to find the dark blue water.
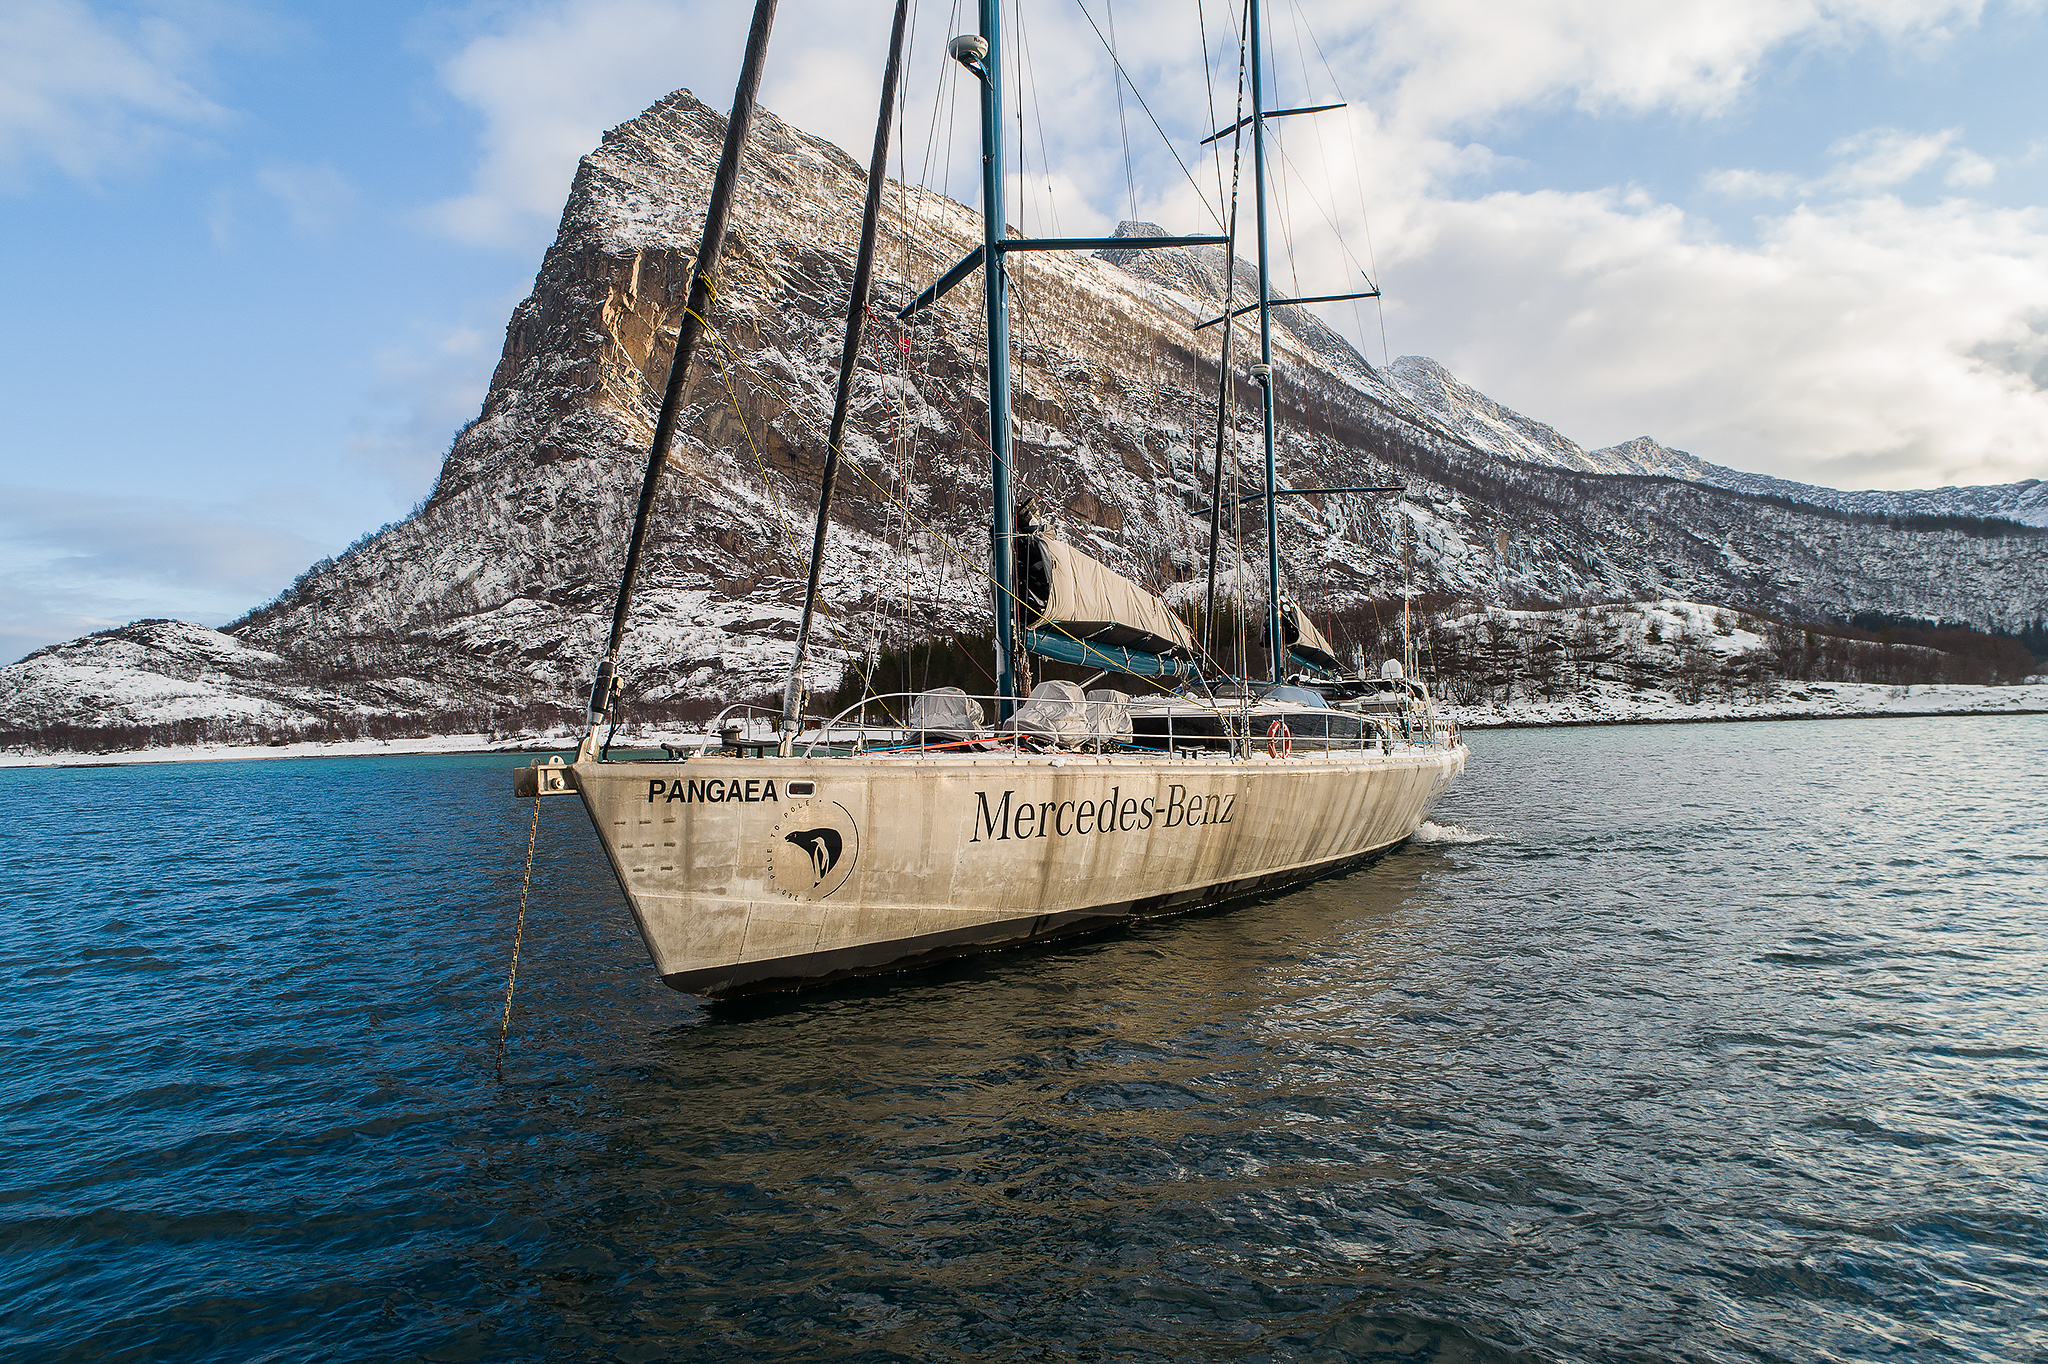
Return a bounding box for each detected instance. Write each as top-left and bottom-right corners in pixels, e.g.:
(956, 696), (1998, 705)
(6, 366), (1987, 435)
(3, 717), (2044, 1362)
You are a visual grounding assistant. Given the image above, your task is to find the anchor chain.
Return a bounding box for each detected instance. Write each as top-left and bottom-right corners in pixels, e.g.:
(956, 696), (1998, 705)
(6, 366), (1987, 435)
(496, 792), (542, 1074)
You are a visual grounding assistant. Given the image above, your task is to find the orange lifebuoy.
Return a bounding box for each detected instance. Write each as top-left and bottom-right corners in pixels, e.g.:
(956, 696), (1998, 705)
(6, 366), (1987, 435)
(1266, 720), (1293, 758)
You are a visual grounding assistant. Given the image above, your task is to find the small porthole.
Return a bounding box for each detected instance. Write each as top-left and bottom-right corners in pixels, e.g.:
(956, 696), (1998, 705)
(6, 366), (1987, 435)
(787, 780), (816, 797)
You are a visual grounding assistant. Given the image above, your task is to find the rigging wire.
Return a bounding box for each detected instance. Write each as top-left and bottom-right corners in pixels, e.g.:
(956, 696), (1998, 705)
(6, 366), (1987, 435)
(803, 0), (1360, 697)
(1105, 0), (1138, 222)
(998, 1), (1103, 597)
(894, 1), (1008, 688)
(1282, 0), (1371, 358)
(933, 1), (964, 205)
(1197, 0), (1223, 217)
(1227, 0), (1252, 681)
(1262, 0), (1306, 308)
(1258, 1), (1309, 631)
(699, 312), (1201, 700)
(1068, 0), (1224, 229)
(872, 3), (919, 681)
(1227, 0), (1253, 683)
(659, 278), (889, 707)
(875, 71), (929, 687)
(883, 311), (918, 683)
(1200, 0), (1249, 667)
(1015, 0), (1032, 231)
(1263, 141), (1371, 288)
(916, 1), (957, 201)
(1016, 2), (1062, 236)
(1290, 0), (1394, 367)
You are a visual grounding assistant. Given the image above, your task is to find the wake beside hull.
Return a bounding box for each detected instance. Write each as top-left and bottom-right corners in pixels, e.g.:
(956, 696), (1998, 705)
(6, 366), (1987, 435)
(569, 745), (1466, 997)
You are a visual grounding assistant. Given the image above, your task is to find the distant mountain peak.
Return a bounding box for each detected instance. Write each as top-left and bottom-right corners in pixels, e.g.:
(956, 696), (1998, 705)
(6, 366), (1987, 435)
(1386, 355), (1592, 471)
(1587, 436), (1706, 480)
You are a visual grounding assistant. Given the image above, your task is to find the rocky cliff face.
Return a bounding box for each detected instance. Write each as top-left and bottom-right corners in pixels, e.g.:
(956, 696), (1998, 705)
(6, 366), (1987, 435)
(5, 88), (2046, 743)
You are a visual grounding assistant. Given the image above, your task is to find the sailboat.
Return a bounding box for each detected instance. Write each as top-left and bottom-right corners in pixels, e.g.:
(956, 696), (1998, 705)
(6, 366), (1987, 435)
(514, 0), (1466, 998)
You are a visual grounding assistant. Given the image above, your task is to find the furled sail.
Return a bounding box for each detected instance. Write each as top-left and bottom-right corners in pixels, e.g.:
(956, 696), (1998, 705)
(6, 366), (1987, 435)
(1018, 535), (1195, 658)
(1269, 602), (1340, 670)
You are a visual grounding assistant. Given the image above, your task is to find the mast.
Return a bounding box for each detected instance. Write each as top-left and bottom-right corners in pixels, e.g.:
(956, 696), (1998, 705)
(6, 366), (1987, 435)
(1200, 296), (1236, 668)
(780, 0), (910, 744)
(904, 14), (1223, 706)
(973, 0), (1019, 714)
(1201, 123), (1244, 671)
(1248, 0), (1285, 685)
(580, 0), (780, 761)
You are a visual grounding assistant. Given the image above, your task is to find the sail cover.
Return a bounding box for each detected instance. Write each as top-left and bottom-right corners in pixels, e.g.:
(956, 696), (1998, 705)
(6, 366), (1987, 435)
(1271, 602), (1340, 670)
(1019, 535), (1194, 658)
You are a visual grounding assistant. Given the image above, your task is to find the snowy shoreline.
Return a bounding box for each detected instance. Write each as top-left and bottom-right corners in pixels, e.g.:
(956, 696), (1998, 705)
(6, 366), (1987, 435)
(1449, 681), (2048, 730)
(4, 684), (2043, 768)
(0, 731), (592, 770)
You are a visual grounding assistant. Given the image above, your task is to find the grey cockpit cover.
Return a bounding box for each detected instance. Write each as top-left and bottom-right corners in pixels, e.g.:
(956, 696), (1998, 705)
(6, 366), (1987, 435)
(1003, 679), (1092, 744)
(907, 687), (983, 738)
(1020, 535), (1195, 656)
(1085, 689), (1133, 745)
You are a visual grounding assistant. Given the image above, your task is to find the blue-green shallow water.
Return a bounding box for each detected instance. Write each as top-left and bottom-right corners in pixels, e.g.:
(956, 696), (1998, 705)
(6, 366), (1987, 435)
(2, 718), (2043, 1363)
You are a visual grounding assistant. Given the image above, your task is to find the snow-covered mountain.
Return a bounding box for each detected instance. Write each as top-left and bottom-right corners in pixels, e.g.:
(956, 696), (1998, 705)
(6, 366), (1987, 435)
(1417, 599), (2048, 727)
(4, 88), (2045, 748)
(1388, 357), (2048, 527)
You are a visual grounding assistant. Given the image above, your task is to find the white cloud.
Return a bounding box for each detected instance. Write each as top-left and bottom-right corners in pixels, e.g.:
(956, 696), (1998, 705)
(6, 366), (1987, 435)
(256, 161), (355, 238)
(0, 484), (328, 660)
(1706, 125), (1998, 199)
(0, 0), (229, 187)
(417, 0), (1112, 249)
(1946, 148), (1997, 186)
(1703, 167), (1802, 199)
(419, 0), (758, 247)
(1375, 188), (2048, 490)
(1823, 126), (1958, 189)
(1293, 0), (1987, 132)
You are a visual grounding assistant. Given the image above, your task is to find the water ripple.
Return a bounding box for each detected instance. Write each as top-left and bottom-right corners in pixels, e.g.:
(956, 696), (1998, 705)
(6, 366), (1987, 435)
(2, 719), (2045, 1361)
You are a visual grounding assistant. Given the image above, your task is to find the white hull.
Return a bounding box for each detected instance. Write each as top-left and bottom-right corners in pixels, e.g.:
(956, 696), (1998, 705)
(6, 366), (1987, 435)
(565, 743), (1466, 997)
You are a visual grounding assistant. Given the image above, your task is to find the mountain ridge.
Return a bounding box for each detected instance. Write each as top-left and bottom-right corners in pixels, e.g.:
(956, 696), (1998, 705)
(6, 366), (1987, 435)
(1387, 356), (2048, 528)
(3, 87), (2044, 745)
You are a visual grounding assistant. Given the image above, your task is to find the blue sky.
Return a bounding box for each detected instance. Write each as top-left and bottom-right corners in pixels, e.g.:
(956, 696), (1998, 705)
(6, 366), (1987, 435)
(3, 0), (2047, 664)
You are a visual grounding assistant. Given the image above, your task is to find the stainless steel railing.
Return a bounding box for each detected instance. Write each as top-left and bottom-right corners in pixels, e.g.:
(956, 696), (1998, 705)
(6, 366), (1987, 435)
(783, 690), (1453, 760)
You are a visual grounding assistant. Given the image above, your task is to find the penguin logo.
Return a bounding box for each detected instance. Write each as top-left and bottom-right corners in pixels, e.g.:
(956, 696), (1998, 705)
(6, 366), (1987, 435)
(768, 800), (859, 901)
(784, 827), (843, 885)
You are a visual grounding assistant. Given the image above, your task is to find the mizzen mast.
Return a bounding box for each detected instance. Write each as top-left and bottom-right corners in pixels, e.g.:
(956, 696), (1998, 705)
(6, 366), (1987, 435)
(1248, 0), (1284, 685)
(1192, 0), (1382, 684)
